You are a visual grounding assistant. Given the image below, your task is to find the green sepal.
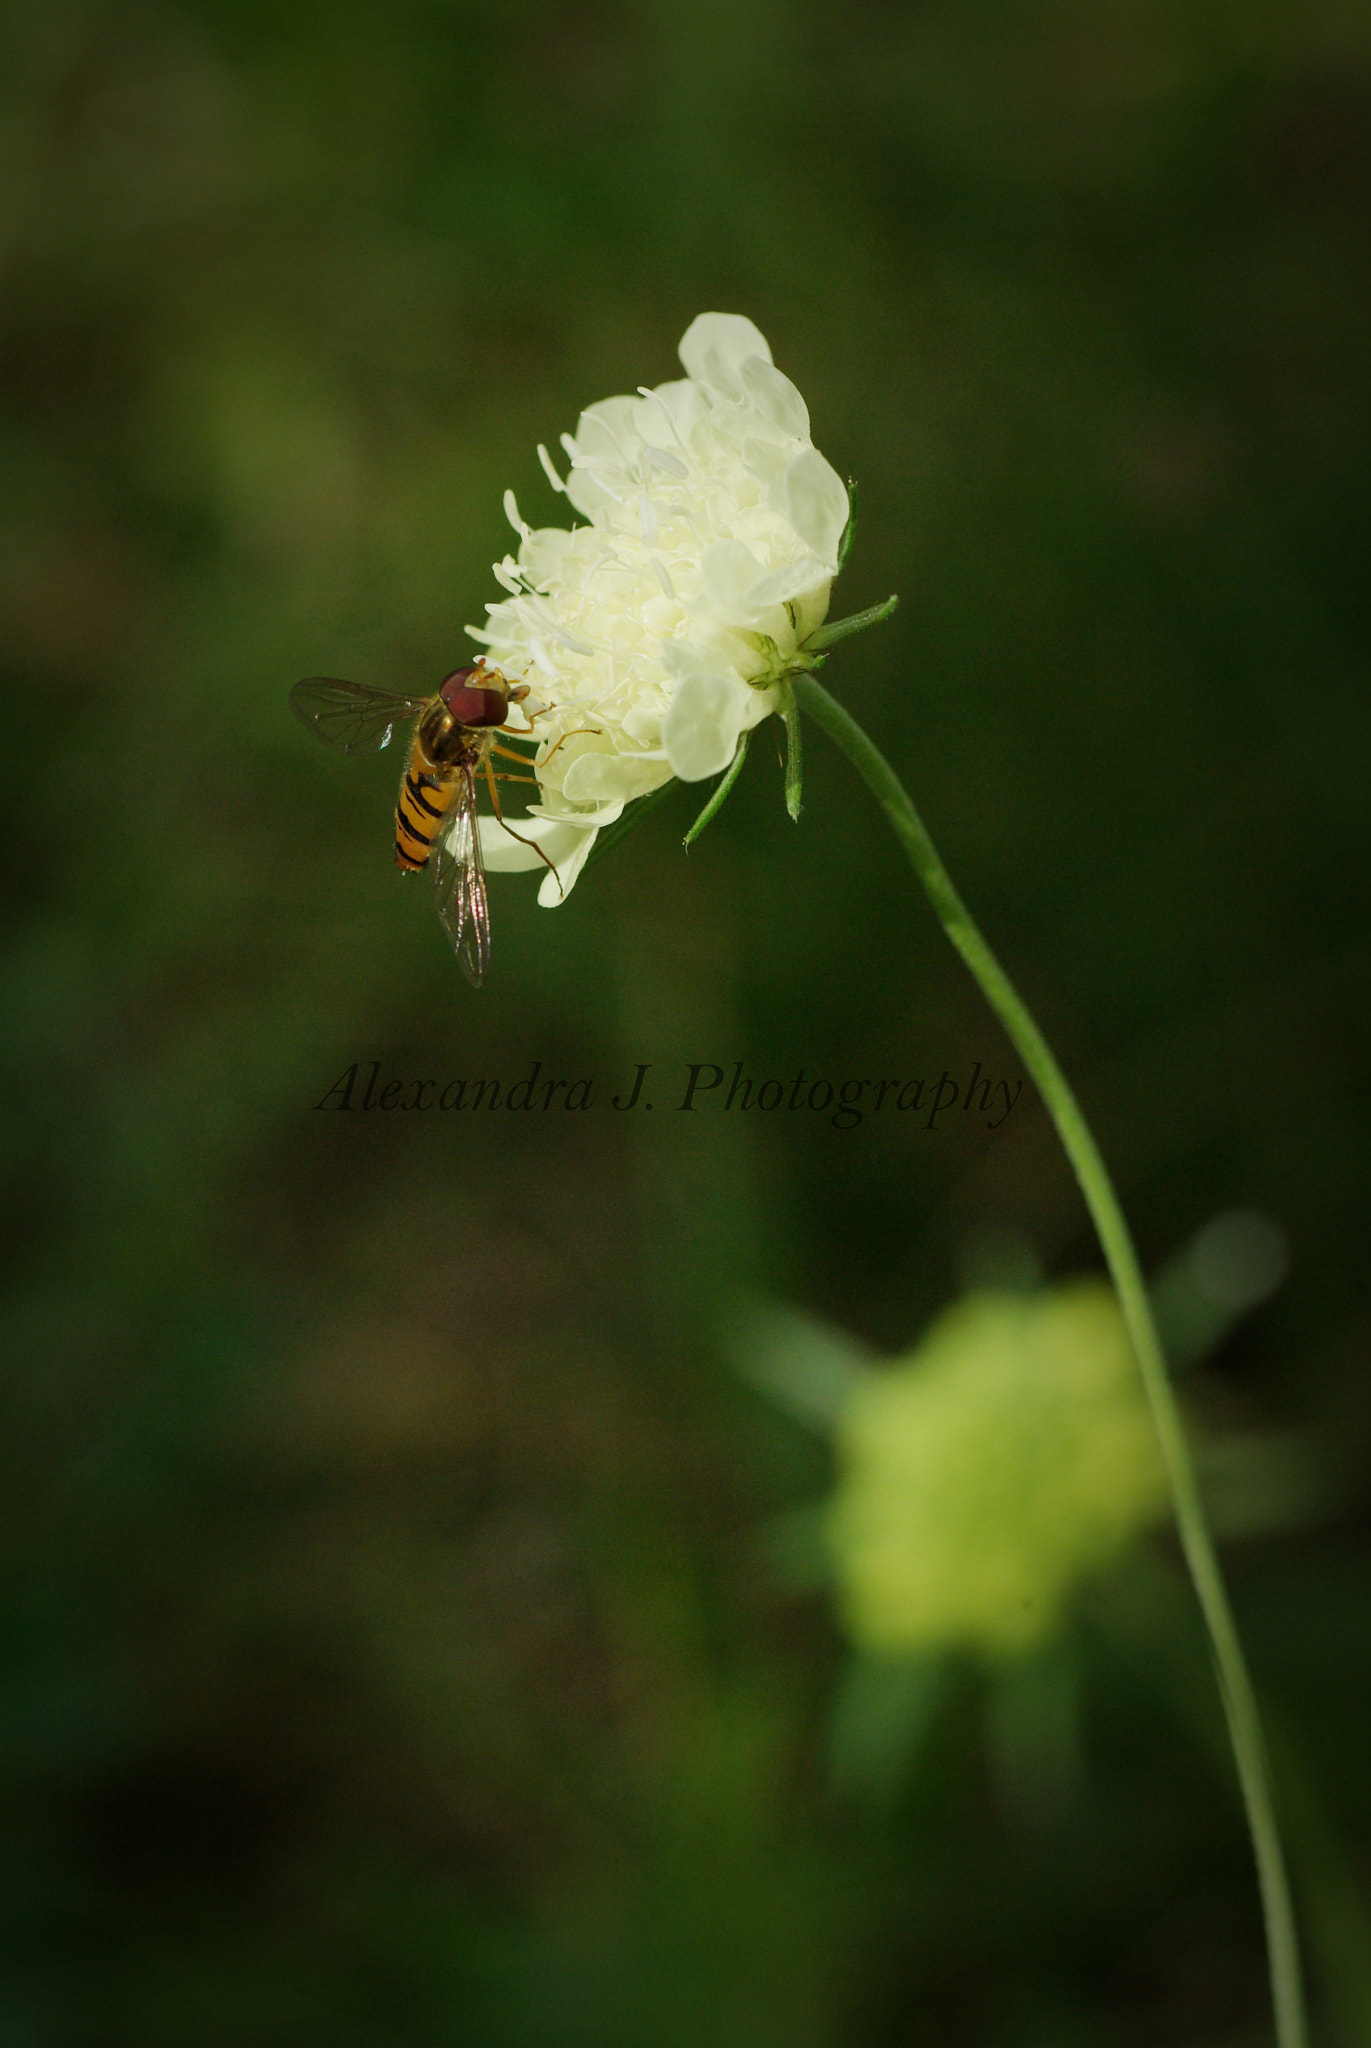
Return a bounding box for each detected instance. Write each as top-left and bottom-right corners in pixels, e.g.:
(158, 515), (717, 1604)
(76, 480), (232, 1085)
(684, 729), (750, 848)
(837, 479), (859, 572)
(779, 681), (803, 821)
(805, 593), (898, 655)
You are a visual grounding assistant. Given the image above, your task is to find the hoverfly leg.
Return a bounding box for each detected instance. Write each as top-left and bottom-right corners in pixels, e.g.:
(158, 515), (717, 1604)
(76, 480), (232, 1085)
(483, 756), (562, 892)
(499, 684), (562, 735)
(538, 726), (604, 769)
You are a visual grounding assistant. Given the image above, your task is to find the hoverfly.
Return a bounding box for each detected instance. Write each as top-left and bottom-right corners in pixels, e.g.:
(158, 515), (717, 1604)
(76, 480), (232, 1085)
(289, 661), (551, 987)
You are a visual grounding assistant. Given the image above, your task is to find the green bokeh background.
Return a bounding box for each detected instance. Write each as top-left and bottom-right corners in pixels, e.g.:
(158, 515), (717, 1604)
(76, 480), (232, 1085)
(3, 2), (1369, 2042)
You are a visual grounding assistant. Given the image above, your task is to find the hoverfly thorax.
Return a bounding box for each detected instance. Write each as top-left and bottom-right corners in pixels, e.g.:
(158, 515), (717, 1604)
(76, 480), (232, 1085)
(416, 697), (470, 768)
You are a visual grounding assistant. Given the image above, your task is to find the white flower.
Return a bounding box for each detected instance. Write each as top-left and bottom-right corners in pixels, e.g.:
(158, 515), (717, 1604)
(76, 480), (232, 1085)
(470, 314), (849, 903)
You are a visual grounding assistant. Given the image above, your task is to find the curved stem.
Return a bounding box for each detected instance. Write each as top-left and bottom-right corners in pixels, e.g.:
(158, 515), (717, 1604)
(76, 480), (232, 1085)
(792, 669), (1307, 2048)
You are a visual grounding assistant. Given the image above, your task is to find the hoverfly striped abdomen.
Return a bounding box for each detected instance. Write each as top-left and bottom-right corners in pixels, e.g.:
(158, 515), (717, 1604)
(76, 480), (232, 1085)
(394, 695), (487, 873)
(394, 765), (457, 872)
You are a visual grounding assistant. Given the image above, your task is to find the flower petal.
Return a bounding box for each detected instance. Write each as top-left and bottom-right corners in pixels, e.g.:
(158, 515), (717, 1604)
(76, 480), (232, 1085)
(677, 313), (773, 399)
(738, 357), (810, 439)
(745, 560), (833, 613)
(632, 377), (709, 448)
(537, 823), (600, 904)
(698, 541), (831, 629)
(662, 665), (755, 780)
(781, 449), (850, 565)
(560, 750), (670, 804)
(699, 538), (768, 617)
(479, 810), (605, 880)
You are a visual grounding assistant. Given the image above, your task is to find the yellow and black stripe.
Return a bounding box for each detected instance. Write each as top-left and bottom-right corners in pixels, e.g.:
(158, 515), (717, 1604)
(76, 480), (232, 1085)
(395, 750), (457, 871)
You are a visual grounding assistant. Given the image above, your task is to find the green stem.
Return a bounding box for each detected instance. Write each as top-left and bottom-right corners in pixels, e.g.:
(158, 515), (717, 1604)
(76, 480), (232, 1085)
(792, 669), (1307, 2048)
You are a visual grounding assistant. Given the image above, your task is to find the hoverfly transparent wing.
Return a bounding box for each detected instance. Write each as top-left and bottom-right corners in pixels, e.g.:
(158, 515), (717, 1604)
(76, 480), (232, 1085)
(290, 677), (432, 754)
(432, 764), (492, 988)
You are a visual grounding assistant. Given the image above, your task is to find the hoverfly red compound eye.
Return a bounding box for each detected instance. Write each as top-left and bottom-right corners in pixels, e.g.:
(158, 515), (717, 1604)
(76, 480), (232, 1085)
(440, 668), (509, 727)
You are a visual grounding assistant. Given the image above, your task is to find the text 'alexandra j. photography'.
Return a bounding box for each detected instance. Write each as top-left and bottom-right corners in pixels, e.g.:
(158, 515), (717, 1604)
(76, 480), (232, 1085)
(313, 1058), (1025, 1131)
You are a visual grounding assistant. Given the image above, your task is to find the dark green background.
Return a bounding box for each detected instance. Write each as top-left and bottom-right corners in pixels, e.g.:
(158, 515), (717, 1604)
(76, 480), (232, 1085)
(2, 2), (1368, 2042)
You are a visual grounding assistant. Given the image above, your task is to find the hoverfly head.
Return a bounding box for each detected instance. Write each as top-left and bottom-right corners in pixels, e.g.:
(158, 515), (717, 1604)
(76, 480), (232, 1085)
(440, 662), (511, 729)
